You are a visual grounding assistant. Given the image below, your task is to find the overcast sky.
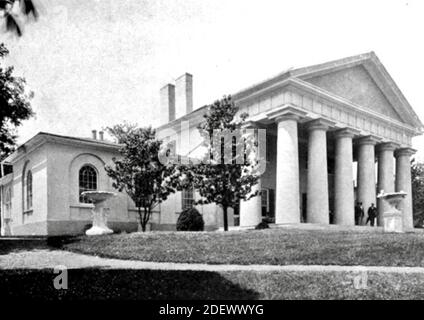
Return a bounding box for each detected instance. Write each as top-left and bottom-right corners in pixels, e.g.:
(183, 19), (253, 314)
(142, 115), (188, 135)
(2, 0), (424, 159)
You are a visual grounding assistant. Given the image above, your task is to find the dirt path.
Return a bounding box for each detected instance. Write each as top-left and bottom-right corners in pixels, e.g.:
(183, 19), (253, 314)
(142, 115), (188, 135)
(2, 249), (424, 273)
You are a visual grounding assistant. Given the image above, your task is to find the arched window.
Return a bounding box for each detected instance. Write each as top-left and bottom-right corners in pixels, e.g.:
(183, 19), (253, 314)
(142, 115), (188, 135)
(26, 171), (33, 210)
(4, 187), (12, 219)
(79, 165), (97, 203)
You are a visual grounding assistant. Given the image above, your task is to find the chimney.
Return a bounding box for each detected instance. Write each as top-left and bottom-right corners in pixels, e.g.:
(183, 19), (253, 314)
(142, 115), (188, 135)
(99, 131), (104, 141)
(175, 73), (193, 119)
(160, 83), (176, 123)
(92, 130), (97, 140)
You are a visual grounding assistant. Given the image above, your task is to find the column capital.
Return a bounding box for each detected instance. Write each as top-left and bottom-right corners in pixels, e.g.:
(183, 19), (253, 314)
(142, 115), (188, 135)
(306, 118), (335, 131)
(395, 147), (417, 157)
(377, 142), (400, 152)
(356, 135), (382, 146)
(334, 127), (360, 139)
(266, 104), (307, 123)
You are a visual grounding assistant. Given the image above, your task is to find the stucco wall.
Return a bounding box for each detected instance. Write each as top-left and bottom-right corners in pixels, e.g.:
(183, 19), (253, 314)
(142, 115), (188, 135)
(157, 120), (233, 229)
(9, 145), (48, 235)
(44, 142), (138, 234)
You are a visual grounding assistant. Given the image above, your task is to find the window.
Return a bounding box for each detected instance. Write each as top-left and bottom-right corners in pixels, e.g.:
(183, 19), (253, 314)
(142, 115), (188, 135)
(181, 188), (195, 211)
(26, 171), (32, 210)
(4, 187), (11, 219)
(79, 165), (97, 203)
(261, 188), (269, 216)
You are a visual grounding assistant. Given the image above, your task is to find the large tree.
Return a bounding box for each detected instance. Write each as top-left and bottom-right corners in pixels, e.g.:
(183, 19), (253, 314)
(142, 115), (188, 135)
(105, 124), (177, 232)
(411, 158), (424, 227)
(0, 0), (37, 36)
(183, 95), (261, 231)
(0, 43), (33, 160)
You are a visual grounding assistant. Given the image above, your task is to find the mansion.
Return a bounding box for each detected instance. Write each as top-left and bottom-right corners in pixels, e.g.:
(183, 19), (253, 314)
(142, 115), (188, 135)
(0, 52), (422, 235)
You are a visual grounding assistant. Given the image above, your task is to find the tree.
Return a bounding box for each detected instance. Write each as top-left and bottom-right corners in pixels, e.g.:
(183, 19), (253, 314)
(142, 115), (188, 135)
(0, 43), (33, 160)
(411, 158), (424, 227)
(103, 121), (137, 144)
(183, 95), (261, 231)
(105, 124), (177, 232)
(0, 0), (38, 36)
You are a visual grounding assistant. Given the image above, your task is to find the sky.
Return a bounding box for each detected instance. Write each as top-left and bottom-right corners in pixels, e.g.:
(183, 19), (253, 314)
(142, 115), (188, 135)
(2, 0), (424, 159)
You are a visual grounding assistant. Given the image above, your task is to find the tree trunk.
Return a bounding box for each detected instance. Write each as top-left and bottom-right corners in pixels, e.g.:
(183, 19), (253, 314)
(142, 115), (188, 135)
(137, 207), (146, 232)
(223, 206), (229, 231)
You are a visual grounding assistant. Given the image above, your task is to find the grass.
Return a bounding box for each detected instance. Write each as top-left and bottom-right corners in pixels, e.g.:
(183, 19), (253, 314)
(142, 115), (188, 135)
(1, 268), (424, 300)
(62, 228), (424, 267)
(0, 269), (424, 300)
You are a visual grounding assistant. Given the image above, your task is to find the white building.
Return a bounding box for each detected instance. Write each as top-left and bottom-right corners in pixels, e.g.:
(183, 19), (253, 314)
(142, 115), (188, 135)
(1, 52), (422, 235)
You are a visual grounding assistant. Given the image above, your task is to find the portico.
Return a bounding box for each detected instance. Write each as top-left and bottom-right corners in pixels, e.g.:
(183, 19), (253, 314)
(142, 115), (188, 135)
(239, 109), (418, 230)
(233, 52), (423, 230)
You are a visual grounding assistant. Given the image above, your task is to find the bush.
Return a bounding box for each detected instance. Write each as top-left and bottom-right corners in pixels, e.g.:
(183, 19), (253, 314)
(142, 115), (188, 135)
(255, 221), (269, 230)
(176, 208), (204, 231)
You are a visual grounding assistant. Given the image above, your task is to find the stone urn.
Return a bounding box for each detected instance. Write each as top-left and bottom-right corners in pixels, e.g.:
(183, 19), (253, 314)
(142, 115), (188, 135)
(81, 191), (116, 236)
(377, 191), (406, 233)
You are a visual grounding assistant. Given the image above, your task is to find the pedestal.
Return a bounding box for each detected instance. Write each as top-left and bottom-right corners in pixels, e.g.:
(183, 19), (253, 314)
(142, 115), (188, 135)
(383, 212), (403, 233)
(82, 191), (115, 236)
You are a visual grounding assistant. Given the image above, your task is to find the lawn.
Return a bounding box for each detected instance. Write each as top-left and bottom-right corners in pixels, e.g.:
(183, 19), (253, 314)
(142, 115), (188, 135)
(2, 268), (424, 299)
(62, 228), (424, 267)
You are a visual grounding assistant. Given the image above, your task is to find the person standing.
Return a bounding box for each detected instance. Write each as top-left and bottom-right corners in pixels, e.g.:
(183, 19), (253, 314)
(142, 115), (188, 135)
(355, 202), (364, 225)
(358, 202), (364, 225)
(366, 203), (377, 226)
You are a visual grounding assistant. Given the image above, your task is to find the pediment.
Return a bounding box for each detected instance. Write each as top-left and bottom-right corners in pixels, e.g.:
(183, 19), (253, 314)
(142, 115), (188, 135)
(303, 65), (404, 122)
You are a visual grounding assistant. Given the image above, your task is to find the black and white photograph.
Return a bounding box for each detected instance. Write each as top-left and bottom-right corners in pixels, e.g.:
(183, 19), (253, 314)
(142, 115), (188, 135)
(1, 0), (424, 311)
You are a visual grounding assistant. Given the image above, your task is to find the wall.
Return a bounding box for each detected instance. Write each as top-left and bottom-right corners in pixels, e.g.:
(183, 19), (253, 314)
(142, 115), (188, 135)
(45, 142), (139, 235)
(10, 145), (49, 235)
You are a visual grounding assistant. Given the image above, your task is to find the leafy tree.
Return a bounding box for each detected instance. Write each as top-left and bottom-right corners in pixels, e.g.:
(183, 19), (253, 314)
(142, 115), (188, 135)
(182, 95), (261, 231)
(411, 158), (424, 227)
(0, 0), (38, 36)
(0, 43), (33, 160)
(103, 121), (137, 144)
(105, 124), (177, 232)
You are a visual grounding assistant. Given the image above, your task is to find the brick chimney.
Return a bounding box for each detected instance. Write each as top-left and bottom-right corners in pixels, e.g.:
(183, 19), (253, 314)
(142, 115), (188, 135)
(175, 73), (193, 119)
(160, 83), (176, 124)
(99, 131), (104, 141)
(92, 130), (97, 140)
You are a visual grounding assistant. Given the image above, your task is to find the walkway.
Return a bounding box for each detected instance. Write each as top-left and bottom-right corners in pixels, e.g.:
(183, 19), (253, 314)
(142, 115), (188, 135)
(2, 249), (424, 274)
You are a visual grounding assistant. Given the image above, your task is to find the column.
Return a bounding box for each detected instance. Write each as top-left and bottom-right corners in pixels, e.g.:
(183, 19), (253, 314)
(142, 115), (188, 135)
(395, 147), (416, 230)
(267, 106), (306, 224)
(334, 128), (358, 226)
(239, 123), (262, 227)
(356, 136), (380, 224)
(377, 142), (397, 226)
(306, 118), (334, 224)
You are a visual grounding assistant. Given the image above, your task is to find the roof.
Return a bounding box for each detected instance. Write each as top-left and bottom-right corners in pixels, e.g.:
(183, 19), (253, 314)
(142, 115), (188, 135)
(3, 132), (122, 164)
(158, 52), (423, 133)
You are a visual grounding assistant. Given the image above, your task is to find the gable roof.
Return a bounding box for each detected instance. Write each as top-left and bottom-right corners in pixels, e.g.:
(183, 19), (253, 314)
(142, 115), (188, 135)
(159, 52), (423, 134)
(233, 52), (423, 131)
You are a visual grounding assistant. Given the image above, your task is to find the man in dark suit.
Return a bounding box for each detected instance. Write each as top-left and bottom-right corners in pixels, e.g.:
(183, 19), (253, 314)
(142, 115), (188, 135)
(366, 203), (377, 226)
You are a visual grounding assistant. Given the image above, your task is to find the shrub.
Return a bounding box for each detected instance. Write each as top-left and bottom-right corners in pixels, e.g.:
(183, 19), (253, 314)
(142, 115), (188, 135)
(176, 208), (204, 231)
(255, 221), (269, 230)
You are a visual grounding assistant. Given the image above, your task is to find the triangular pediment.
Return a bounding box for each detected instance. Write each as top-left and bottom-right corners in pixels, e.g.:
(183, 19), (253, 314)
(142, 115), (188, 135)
(303, 65), (403, 122)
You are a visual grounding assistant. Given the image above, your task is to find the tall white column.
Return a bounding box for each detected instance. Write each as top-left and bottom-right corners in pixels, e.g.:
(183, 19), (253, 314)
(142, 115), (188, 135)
(334, 128), (357, 226)
(395, 147), (416, 230)
(267, 106), (306, 224)
(356, 136), (380, 224)
(306, 118), (334, 224)
(377, 142), (397, 226)
(275, 116), (300, 224)
(240, 124), (262, 227)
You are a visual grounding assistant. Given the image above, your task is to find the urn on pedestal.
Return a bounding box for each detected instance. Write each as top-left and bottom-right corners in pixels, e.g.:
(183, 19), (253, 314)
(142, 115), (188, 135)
(81, 191), (116, 236)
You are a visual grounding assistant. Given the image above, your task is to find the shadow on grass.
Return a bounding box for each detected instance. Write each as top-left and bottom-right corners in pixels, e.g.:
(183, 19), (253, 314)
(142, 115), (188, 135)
(0, 236), (82, 255)
(0, 268), (259, 300)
